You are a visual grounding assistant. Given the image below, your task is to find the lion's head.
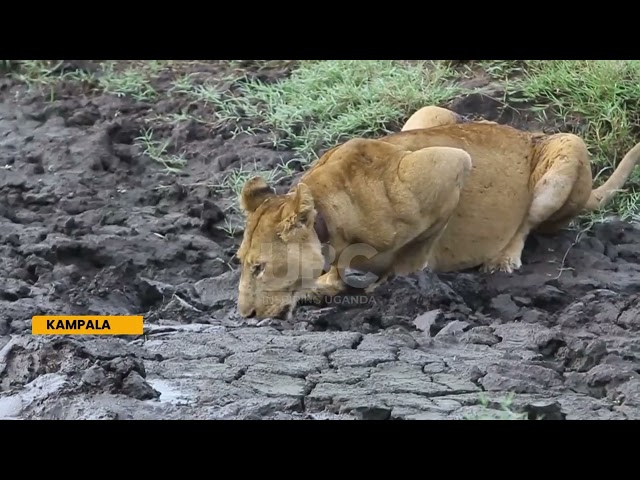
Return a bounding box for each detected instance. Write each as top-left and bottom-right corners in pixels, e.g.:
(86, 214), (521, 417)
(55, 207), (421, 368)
(235, 177), (326, 320)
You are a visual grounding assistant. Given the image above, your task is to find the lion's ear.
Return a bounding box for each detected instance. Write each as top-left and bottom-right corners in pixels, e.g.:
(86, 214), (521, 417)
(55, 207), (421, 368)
(292, 182), (315, 226)
(278, 182), (315, 238)
(240, 176), (276, 214)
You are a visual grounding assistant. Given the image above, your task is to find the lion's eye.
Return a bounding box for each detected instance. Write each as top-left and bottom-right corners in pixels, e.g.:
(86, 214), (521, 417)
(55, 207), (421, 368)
(251, 263), (265, 276)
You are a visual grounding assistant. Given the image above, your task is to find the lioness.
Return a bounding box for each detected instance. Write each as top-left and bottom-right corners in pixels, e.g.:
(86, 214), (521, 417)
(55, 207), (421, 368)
(236, 105), (640, 320)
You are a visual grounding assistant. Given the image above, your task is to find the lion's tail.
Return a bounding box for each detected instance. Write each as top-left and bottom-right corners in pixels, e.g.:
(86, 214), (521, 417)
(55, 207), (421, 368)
(585, 141), (640, 211)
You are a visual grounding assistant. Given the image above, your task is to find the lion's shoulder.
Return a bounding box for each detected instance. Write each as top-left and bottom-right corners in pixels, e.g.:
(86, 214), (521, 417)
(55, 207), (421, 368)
(301, 137), (408, 184)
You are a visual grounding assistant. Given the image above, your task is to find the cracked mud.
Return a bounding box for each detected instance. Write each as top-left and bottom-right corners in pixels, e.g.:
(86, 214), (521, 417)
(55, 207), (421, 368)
(1, 63), (639, 420)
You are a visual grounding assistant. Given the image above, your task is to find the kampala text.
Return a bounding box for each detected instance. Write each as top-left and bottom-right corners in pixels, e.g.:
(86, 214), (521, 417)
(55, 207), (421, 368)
(46, 319), (111, 330)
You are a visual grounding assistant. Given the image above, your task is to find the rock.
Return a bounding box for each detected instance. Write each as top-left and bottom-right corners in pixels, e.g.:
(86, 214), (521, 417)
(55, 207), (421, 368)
(121, 371), (160, 400)
(193, 270), (239, 308)
(81, 364), (108, 387)
(413, 309), (442, 332)
(434, 320), (470, 340)
(490, 294), (520, 320)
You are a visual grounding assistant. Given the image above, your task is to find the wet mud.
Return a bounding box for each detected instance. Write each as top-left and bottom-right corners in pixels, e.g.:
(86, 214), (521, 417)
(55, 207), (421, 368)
(1, 63), (639, 420)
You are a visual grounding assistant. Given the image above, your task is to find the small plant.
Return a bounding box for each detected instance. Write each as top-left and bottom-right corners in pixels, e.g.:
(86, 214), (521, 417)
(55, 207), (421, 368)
(134, 128), (187, 173)
(464, 393), (529, 420)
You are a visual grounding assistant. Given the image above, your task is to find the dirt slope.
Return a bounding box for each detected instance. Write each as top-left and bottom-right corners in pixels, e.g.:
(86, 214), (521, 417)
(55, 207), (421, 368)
(0, 62), (639, 420)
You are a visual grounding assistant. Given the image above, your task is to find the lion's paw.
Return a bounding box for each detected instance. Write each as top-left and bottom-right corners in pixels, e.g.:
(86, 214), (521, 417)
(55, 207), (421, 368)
(304, 289), (326, 305)
(480, 255), (522, 274)
(364, 282), (381, 294)
(363, 272), (394, 294)
(311, 276), (347, 302)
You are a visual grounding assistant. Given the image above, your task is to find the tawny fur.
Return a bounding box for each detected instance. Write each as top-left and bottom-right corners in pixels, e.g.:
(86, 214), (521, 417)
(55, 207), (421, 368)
(236, 105), (640, 320)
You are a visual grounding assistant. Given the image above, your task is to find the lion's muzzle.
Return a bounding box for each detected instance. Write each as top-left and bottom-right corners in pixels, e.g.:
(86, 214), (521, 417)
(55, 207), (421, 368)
(237, 290), (295, 321)
(237, 291), (256, 318)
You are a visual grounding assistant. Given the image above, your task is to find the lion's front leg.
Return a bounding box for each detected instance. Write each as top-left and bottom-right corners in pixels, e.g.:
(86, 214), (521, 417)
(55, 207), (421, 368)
(306, 266), (348, 303)
(362, 271), (394, 294)
(480, 239), (524, 274)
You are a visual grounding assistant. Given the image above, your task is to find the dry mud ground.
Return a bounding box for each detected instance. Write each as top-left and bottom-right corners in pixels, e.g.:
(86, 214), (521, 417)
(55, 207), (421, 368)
(1, 62), (639, 420)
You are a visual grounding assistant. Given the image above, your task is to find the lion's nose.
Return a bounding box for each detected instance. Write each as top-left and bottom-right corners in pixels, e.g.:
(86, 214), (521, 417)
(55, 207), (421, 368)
(238, 296), (256, 318)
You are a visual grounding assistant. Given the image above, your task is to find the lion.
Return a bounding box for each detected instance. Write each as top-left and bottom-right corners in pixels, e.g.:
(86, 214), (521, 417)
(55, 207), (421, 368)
(236, 105), (640, 320)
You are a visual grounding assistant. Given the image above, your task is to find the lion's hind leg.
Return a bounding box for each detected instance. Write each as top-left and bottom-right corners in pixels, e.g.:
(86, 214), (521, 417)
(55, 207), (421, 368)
(481, 134), (592, 274)
(401, 105), (464, 131)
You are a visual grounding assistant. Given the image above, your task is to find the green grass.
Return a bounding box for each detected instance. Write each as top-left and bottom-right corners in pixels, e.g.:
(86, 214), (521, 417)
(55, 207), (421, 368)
(134, 128), (187, 173)
(9, 60), (161, 98)
(4, 59), (639, 222)
(463, 393), (530, 420)
(210, 60), (464, 160)
(97, 61), (159, 101)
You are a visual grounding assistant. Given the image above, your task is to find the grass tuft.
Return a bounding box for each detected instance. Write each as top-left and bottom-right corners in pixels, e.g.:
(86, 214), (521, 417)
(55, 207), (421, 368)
(97, 62), (159, 101)
(134, 128), (187, 173)
(211, 60), (464, 161)
(463, 393), (530, 420)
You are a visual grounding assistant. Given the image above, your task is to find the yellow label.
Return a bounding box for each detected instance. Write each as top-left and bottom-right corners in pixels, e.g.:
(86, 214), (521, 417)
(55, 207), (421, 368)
(32, 315), (144, 335)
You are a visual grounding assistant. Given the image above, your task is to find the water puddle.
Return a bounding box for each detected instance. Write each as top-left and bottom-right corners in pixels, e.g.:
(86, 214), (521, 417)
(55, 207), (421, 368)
(147, 378), (194, 405)
(0, 395), (23, 419)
